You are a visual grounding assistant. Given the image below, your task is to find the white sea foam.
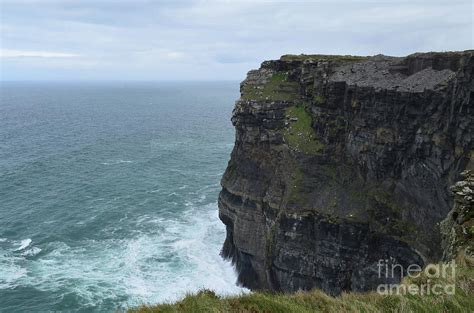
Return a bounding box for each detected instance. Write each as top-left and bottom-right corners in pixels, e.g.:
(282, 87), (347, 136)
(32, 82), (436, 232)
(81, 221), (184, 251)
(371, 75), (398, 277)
(14, 238), (32, 251)
(21, 247), (42, 257)
(0, 261), (27, 289)
(0, 238), (7, 242)
(0, 240), (28, 289)
(4, 202), (247, 309)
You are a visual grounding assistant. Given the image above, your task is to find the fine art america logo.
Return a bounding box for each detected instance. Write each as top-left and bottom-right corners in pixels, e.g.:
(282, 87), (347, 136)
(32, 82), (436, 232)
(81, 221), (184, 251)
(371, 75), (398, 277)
(377, 258), (456, 295)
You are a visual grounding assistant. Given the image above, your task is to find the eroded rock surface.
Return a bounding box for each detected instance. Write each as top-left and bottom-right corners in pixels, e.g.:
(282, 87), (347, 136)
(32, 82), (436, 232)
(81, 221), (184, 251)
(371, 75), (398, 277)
(441, 170), (474, 263)
(219, 51), (473, 294)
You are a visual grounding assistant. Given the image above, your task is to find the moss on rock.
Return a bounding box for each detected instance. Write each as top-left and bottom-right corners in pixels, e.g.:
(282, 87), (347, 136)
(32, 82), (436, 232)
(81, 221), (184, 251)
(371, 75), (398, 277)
(241, 72), (300, 101)
(283, 105), (324, 154)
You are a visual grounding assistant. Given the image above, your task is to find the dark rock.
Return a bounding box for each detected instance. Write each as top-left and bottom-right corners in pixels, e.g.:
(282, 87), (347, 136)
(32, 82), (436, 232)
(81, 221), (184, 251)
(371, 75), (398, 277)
(219, 51), (474, 294)
(440, 170), (474, 263)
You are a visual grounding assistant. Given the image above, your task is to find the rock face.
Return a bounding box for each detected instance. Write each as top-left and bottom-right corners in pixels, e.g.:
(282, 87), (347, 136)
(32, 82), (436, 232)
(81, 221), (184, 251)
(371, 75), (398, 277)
(441, 170), (474, 263)
(218, 51), (474, 295)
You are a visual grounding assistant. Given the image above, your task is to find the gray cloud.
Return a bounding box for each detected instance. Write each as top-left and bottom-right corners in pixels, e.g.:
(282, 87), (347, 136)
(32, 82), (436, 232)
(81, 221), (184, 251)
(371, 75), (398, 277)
(0, 0), (472, 80)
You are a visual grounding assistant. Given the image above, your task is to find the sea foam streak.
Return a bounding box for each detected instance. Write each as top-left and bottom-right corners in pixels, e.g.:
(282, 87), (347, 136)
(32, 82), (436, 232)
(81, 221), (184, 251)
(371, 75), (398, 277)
(101, 160), (133, 165)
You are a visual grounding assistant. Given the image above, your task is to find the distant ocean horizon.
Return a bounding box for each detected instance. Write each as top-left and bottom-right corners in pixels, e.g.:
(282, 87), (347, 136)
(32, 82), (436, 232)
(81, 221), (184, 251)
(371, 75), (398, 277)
(0, 81), (246, 312)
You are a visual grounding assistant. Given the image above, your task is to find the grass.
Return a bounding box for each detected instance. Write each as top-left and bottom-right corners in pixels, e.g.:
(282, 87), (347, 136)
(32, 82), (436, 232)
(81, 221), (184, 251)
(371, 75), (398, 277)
(241, 72), (300, 101)
(128, 261), (474, 313)
(280, 54), (369, 63)
(283, 105), (324, 154)
(313, 94), (325, 105)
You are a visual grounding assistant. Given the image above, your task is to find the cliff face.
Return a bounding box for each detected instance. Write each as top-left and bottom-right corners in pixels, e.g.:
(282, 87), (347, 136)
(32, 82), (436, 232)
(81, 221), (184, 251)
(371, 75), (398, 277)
(219, 51), (474, 295)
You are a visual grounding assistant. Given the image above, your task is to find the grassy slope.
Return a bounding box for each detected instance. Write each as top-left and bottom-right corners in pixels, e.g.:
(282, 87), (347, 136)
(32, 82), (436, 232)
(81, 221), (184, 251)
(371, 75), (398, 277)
(283, 105), (324, 154)
(128, 261), (473, 313)
(241, 72), (299, 101)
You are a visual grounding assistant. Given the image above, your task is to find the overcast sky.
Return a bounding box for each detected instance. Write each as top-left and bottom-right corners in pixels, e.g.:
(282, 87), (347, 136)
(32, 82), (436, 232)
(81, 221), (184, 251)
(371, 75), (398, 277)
(0, 0), (472, 81)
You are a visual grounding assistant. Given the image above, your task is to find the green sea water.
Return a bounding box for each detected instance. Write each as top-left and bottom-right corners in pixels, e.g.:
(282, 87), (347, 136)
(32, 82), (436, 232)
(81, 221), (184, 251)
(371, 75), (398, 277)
(0, 81), (246, 312)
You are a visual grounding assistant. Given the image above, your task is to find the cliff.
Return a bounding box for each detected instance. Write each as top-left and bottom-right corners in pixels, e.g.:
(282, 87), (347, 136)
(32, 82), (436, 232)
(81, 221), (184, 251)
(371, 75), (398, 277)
(218, 51), (474, 294)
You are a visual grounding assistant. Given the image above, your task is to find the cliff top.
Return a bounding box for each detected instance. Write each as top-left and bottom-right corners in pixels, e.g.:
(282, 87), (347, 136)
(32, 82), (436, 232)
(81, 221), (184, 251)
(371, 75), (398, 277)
(279, 50), (473, 63)
(242, 50), (473, 100)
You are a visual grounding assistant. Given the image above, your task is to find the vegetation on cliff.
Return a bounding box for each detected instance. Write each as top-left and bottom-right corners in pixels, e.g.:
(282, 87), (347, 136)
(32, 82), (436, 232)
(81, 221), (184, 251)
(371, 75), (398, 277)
(283, 105), (324, 154)
(129, 259), (473, 313)
(241, 72), (299, 101)
(280, 54), (369, 63)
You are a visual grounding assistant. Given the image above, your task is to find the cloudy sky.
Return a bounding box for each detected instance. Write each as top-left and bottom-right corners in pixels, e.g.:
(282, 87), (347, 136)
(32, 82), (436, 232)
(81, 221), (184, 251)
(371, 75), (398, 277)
(0, 0), (472, 81)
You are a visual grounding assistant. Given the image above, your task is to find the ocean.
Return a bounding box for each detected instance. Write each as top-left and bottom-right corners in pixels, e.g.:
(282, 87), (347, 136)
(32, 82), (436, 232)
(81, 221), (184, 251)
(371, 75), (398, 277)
(0, 82), (246, 312)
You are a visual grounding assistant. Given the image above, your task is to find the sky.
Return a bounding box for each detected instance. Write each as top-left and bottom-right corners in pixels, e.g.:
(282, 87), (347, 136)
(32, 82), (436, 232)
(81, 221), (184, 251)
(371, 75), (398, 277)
(0, 0), (472, 81)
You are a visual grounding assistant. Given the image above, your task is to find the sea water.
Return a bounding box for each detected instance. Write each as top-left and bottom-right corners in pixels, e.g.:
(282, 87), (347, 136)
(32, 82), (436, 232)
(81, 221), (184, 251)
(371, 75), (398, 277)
(0, 81), (246, 312)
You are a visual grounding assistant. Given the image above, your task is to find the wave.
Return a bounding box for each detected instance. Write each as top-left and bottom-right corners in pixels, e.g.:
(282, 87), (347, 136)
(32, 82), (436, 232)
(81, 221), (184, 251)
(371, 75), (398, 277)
(14, 238), (32, 251)
(0, 202), (247, 309)
(21, 247), (42, 257)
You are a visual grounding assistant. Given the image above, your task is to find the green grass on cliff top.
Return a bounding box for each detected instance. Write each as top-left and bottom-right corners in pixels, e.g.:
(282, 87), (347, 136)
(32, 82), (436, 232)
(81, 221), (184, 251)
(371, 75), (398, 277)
(128, 261), (474, 313)
(241, 72), (299, 101)
(283, 105), (324, 154)
(280, 54), (369, 62)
